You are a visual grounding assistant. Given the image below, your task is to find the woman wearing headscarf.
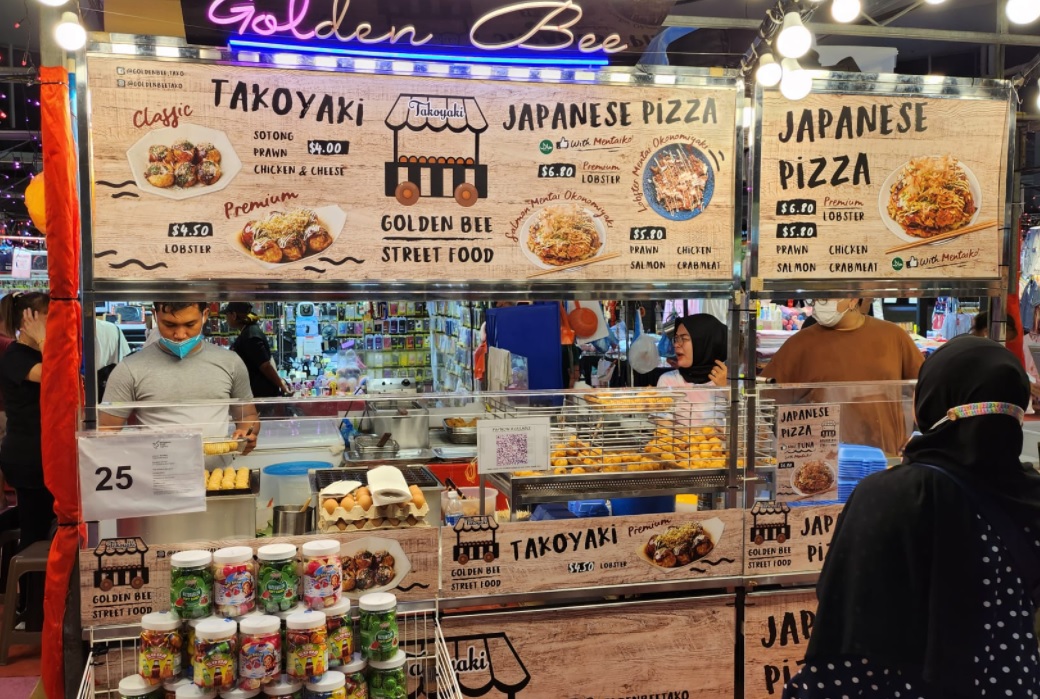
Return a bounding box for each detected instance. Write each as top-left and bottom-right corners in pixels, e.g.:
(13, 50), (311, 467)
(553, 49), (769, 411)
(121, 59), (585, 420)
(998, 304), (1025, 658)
(224, 302), (289, 399)
(657, 314), (728, 388)
(783, 336), (1040, 699)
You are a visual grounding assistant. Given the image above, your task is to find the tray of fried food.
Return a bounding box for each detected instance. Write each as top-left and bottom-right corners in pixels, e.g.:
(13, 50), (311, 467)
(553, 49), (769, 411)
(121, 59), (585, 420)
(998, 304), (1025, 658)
(202, 438), (247, 456)
(581, 390), (676, 414)
(643, 425), (728, 470)
(204, 467), (257, 496)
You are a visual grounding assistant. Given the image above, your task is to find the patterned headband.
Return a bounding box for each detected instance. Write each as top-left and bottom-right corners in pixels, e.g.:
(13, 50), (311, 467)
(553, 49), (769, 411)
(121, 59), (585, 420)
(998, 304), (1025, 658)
(928, 401), (1025, 430)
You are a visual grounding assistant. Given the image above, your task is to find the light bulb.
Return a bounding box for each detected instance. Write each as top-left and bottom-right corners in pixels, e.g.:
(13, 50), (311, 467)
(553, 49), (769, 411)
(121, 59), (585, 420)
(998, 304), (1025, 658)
(1036, 82), (1040, 112)
(54, 12), (86, 51)
(36, 0), (69, 6)
(756, 54), (783, 87)
(923, 0), (947, 4)
(776, 13), (812, 59)
(1006, 0), (1040, 24)
(780, 59), (813, 101)
(831, 0), (862, 23)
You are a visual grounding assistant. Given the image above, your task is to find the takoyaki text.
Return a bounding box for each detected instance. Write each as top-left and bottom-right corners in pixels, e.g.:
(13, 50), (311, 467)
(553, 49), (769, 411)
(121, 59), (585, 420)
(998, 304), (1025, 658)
(239, 209), (335, 265)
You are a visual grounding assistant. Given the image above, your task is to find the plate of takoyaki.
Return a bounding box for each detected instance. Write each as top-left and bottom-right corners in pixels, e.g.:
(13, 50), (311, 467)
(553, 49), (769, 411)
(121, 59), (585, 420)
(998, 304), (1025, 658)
(339, 538), (411, 597)
(231, 206), (346, 268)
(126, 124), (242, 200)
(638, 517), (724, 570)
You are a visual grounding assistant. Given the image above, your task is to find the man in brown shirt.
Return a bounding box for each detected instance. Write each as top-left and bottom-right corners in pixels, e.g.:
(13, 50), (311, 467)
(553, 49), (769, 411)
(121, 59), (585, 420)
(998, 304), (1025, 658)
(762, 297), (924, 455)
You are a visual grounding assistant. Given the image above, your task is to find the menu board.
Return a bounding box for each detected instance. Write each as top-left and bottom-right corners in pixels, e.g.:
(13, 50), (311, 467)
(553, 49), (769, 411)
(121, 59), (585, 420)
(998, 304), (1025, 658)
(757, 89), (1009, 281)
(87, 55), (737, 284)
(744, 503), (843, 576)
(775, 403), (840, 503)
(441, 510), (744, 598)
(744, 590), (818, 699)
(442, 596), (736, 699)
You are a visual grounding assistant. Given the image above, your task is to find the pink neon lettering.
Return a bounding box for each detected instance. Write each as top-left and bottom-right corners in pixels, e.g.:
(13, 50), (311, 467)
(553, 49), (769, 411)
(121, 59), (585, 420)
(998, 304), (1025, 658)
(207, 0), (315, 41)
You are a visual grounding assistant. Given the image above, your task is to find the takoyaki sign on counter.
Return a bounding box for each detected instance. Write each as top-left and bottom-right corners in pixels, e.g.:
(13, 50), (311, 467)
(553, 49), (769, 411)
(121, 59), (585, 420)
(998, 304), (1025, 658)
(87, 54), (738, 284)
(440, 510), (744, 599)
(743, 503), (844, 577)
(756, 86), (1010, 281)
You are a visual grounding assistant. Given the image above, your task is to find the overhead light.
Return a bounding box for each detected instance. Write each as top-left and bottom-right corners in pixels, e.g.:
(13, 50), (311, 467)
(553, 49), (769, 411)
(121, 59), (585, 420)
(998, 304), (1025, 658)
(54, 12), (87, 51)
(1036, 80), (1040, 112)
(1006, 0), (1040, 24)
(831, 0), (862, 23)
(923, 0), (947, 3)
(776, 13), (812, 59)
(37, 0), (69, 5)
(756, 53), (782, 87)
(780, 58), (813, 101)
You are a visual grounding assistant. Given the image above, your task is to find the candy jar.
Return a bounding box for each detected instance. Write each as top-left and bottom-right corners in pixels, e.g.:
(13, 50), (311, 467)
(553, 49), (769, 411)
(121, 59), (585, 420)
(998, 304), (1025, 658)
(194, 618), (238, 691)
(139, 611), (183, 684)
(304, 670), (346, 699)
(238, 614), (282, 690)
(120, 675), (161, 699)
(163, 677), (192, 699)
(358, 594), (397, 662)
(263, 676), (303, 699)
(257, 544), (299, 614)
(341, 655), (367, 699)
(324, 599), (353, 669)
(365, 651), (407, 699)
(213, 547), (256, 618)
(171, 551), (214, 620)
(176, 684), (217, 699)
(302, 541), (342, 610)
(285, 610), (328, 682)
(219, 688), (260, 699)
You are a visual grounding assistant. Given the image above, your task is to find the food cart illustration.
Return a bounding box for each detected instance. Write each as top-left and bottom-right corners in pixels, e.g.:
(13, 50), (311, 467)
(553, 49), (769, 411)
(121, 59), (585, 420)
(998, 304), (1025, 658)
(93, 537), (150, 591)
(453, 516), (500, 565)
(749, 501), (792, 546)
(384, 94), (488, 208)
(820, 420), (838, 439)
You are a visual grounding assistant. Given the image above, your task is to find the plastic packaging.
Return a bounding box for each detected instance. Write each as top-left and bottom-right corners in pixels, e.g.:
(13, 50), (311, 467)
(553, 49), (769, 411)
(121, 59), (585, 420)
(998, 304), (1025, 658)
(120, 674), (162, 699)
(262, 676), (303, 699)
(171, 551), (214, 620)
(285, 610), (329, 682)
(257, 544), (299, 614)
(443, 491), (463, 527)
(358, 594), (398, 662)
(238, 614), (282, 690)
(213, 546), (257, 618)
(302, 540), (342, 610)
(341, 655), (367, 699)
(366, 651), (407, 699)
(324, 599), (353, 668)
(139, 611), (183, 683)
(193, 618), (239, 690)
(304, 670), (346, 699)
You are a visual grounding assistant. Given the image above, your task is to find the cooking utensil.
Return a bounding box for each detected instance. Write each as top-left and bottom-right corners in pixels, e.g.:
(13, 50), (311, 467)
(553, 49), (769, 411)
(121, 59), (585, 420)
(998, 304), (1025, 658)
(377, 432), (392, 448)
(298, 495), (312, 513)
(274, 505), (313, 535)
(526, 252), (621, 278)
(568, 301), (599, 337)
(883, 219), (997, 254)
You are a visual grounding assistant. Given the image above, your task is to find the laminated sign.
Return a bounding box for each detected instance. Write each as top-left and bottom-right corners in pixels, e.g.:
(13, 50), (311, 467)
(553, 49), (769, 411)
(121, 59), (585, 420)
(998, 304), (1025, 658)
(476, 417), (551, 474)
(78, 430), (206, 521)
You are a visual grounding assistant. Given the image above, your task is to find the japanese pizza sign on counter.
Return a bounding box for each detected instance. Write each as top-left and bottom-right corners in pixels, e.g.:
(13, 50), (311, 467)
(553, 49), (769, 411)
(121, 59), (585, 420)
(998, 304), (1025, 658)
(756, 84), (1010, 280)
(87, 54), (738, 284)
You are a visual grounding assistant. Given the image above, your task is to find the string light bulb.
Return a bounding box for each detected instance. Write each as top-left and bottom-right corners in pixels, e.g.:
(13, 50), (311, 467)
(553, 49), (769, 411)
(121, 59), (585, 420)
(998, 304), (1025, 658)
(54, 12), (86, 51)
(37, 0), (70, 6)
(831, 0), (862, 23)
(776, 13), (812, 59)
(923, 0), (947, 4)
(1006, 0), (1040, 24)
(780, 58), (813, 101)
(756, 53), (783, 87)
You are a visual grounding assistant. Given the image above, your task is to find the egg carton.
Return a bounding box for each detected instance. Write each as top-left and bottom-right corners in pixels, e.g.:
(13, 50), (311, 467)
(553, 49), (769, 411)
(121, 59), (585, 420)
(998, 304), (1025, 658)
(318, 501), (430, 533)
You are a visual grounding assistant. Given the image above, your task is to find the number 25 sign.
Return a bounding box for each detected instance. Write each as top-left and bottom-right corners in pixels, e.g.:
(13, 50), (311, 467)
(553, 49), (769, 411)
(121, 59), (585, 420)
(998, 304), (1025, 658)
(78, 430), (206, 521)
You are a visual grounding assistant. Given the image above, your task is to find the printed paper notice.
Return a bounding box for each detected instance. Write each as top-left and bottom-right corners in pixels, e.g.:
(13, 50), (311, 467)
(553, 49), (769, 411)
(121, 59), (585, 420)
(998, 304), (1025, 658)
(776, 404), (840, 503)
(477, 417), (550, 474)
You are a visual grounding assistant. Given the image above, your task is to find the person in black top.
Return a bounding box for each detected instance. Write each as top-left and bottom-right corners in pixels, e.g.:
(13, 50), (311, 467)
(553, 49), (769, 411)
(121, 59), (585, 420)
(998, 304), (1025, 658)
(224, 302), (289, 399)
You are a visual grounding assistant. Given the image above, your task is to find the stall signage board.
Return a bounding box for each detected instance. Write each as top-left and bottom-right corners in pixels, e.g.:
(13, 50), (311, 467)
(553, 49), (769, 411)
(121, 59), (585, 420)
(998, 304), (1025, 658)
(87, 54), (738, 284)
(79, 528), (438, 627)
(744, 503), (843, 576)
(744, 590), (819, 699)
(775, 403), (840, 502)
(476, 417), (550, 474)
(756, 88), (1009, 280)
(77, 430), (206, 522)
(441, 596), (736, 699)
(441, 509), (744, 598)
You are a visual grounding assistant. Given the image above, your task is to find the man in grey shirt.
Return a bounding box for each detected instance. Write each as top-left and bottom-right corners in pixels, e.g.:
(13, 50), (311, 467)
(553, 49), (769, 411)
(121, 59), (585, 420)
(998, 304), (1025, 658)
(100, 302), (260, 451)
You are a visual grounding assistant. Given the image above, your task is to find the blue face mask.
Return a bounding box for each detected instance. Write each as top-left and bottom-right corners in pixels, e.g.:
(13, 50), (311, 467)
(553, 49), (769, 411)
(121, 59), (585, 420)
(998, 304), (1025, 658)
(159, 332), (204, 359)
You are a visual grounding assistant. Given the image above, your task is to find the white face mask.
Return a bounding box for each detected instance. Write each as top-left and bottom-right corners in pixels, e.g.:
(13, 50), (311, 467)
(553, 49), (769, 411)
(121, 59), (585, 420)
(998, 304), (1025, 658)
(812, 300), (847, 328)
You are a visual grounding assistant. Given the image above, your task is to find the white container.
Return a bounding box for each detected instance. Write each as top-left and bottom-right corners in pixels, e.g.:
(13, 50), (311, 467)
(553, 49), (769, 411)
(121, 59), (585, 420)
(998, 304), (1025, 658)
(118, 675), (158, 698)
(305, 671), (346, 697)
(262, 676), (303, 697)
(176, 684), (218, 699)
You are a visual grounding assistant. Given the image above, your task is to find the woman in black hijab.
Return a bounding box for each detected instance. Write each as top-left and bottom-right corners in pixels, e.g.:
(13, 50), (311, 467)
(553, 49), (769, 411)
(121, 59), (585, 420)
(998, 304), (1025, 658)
(656, 314), (727, 388)
(784, 335), (1040, 699)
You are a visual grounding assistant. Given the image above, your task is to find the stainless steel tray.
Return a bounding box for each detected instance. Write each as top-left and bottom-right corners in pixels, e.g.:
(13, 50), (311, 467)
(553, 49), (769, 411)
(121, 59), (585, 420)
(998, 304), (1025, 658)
(432, 446), (477, 460)
(345, 447), (434, 465)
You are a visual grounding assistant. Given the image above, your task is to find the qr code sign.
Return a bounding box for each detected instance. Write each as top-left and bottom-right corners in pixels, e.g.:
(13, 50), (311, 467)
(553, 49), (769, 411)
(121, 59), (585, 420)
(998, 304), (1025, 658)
(495, 433), (529, 467)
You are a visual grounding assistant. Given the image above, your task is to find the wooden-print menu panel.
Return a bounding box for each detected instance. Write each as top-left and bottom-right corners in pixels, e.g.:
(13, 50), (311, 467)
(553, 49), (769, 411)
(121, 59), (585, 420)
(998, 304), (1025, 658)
(744, 590), (819, 699)
(744, 503), (843, 576)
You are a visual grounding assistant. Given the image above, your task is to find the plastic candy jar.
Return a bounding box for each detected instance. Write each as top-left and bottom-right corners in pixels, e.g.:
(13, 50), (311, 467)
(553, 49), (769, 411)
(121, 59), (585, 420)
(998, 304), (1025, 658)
(365, 651), (407, 699)
(238, 614), (282, 690)
(120, 674), (161, 699)
(176, 683), (217, 699)
(324, 599), (353, 669)
(213, 547), (257, 618)
(163, 677), (192, 699)
(219, 689), (260, 699)
(358, 594), (397, 662)
(302, 541), (342, 610)
(171, 551), (214, 620)
(262, 676), (303, 699)
(140, 611), (183, 683)
(257, 544), (299, 614)
(194, 618), (239, 690)
(304, 670), (346, 699)
(341, 655), (367, 699)
(285, 610), (329, 682)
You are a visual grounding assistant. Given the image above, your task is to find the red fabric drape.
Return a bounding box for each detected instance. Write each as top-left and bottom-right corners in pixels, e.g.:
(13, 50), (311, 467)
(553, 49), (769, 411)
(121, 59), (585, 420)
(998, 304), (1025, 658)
(40, 65), (83, 699)
(1008, 222), (1025, 364)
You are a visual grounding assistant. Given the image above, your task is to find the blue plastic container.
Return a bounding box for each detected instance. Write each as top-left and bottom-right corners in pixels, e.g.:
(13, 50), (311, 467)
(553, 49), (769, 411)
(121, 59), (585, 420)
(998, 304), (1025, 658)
(567, 500), (611, 518)
(609, 495), (675, 516)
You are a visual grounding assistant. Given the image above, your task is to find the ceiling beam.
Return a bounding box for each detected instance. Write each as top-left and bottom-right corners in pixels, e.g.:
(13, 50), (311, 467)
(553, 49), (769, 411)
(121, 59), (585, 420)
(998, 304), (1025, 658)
(664, 14), (1040, 47)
